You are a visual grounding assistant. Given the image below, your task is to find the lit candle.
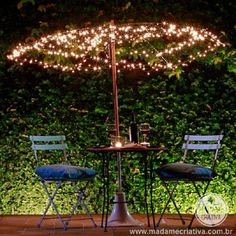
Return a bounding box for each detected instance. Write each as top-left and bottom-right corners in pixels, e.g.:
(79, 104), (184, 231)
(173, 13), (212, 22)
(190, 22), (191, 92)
(115, 141), (122, 148)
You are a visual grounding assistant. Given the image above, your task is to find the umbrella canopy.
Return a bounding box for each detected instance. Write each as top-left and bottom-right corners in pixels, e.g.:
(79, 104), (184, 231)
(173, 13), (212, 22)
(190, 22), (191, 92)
(7, 21), (226, 136)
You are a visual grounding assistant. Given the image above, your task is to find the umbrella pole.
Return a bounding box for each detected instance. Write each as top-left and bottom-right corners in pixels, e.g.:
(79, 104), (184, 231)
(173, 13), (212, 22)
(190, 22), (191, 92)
(110, 20), (122, 192)
(110, 22), (120, 138)
(105, 21), (143, 227)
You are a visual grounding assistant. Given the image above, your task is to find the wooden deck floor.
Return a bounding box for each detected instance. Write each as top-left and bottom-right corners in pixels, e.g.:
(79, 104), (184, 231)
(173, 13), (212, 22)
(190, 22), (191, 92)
(0, 214), (235, 236)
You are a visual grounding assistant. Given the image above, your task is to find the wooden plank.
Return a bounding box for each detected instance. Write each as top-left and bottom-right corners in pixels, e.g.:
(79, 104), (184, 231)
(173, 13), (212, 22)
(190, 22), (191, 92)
(184, 135), (223, 141)
(32, 144), (67, 150)
(29, 135), (66, 142)
(182, 143), (220, 150)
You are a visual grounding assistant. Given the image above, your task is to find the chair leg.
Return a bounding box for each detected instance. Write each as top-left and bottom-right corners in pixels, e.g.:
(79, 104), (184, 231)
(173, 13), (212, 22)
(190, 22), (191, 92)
(156, 180), (185, 227)
(150, 156), (156, 229)
(156, 181), (176, 227)
(80, 192), (97, 227)
(104, 155), (110, 232)
(144, 153), (150, 227)
(188, 181), (211, 228)
(100, 154), (109, 231)
(64, 182), (97, 228)
(64, 188), (80, 226)
(39, 181), (68, 230)
(150, 181), (156, 229)
(101, 156), (106, 228)
(40, 180), (97, 230)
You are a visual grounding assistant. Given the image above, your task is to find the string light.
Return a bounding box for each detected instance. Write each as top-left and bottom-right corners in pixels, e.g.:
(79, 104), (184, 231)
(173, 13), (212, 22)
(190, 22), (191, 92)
(7, 22), (226, 74)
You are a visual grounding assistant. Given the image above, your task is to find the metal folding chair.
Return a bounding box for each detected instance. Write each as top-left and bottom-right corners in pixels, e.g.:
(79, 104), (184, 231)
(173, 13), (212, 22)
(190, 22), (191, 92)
(29, 135), (97, 230)
(154, 134), (223, 228)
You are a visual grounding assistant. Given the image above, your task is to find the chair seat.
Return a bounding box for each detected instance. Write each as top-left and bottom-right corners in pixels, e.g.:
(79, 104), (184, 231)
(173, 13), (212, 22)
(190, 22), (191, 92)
(36, 164), (96, 181)
(157, 162), (216, 180)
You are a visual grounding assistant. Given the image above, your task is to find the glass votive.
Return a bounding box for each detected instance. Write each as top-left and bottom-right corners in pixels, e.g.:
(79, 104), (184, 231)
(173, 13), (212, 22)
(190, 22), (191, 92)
(111, 136), (124, 147)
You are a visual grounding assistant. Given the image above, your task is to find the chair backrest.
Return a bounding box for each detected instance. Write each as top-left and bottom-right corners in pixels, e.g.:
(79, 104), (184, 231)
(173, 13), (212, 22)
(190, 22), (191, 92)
(182, 135), (223, 169)
(29, 135), (68, 166)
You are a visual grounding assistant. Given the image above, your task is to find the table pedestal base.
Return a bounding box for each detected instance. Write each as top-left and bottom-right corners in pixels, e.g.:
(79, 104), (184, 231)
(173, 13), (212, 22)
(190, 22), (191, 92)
(107, 191), (144, 227)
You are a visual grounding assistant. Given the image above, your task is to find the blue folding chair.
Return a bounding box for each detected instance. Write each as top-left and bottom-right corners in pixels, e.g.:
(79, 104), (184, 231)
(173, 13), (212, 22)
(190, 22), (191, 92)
(154, 134), (223, 228)
(29, 135), (97, 230)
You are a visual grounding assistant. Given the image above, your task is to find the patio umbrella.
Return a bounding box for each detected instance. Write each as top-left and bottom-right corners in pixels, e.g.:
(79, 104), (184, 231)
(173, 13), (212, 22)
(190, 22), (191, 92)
(7, 20), (225, 138)
(7, 20), (225, 226)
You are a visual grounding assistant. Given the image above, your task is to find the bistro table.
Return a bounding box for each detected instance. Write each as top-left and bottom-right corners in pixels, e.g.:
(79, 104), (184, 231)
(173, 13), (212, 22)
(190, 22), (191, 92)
(87, 144), (167, 230)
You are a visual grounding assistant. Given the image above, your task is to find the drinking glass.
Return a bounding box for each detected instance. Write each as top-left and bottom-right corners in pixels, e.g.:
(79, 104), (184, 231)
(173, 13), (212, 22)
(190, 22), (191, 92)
(140, 123), (151, 146)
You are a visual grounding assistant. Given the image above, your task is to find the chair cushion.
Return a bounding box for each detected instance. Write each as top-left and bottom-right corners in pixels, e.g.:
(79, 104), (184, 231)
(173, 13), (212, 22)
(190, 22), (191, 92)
(36, 164), (96, 181)
(157, 162), (216, 180)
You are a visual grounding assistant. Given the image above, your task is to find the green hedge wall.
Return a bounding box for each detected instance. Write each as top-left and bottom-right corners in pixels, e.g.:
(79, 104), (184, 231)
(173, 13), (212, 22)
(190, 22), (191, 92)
(0, 57), (235, 214)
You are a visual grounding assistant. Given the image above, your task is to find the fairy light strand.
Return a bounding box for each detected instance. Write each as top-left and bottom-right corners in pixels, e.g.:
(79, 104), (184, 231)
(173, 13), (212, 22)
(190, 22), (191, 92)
(7, 22), (226, 73)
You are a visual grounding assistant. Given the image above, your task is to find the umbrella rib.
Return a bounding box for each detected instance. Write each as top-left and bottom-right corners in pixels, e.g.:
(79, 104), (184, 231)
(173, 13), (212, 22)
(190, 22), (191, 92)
(142, 27), (169, 65)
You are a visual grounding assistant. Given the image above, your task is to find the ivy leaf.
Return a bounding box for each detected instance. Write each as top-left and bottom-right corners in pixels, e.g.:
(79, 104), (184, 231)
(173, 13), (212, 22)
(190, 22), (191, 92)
(95, 107), (108, 114)
(213, 57), (223, 64)
(167, 67), (184, 79)
(122, 2), (131, 11)
(227, 64), (236, 73)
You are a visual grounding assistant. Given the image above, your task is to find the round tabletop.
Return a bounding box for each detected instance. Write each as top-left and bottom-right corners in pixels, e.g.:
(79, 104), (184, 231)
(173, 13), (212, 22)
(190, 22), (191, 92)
(87, 145), (167, 153)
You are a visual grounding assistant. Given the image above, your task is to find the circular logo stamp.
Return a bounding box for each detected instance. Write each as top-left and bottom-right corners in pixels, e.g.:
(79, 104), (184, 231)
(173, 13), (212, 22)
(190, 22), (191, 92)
(195, 193), (228, 227)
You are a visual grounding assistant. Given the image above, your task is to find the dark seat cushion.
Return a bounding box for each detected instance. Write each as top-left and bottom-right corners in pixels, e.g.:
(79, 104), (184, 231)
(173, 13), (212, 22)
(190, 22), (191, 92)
(157, 162), (216, 180)
(36, 164), (96, 181)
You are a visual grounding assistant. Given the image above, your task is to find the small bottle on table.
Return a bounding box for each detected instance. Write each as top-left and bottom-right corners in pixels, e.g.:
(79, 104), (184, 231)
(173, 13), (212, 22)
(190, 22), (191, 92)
(129, 111), (139, 143)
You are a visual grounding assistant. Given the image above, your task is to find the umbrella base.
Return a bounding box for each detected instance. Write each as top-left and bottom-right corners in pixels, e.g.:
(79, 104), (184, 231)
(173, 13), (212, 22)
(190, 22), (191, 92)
(107, 191), (144, 227)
